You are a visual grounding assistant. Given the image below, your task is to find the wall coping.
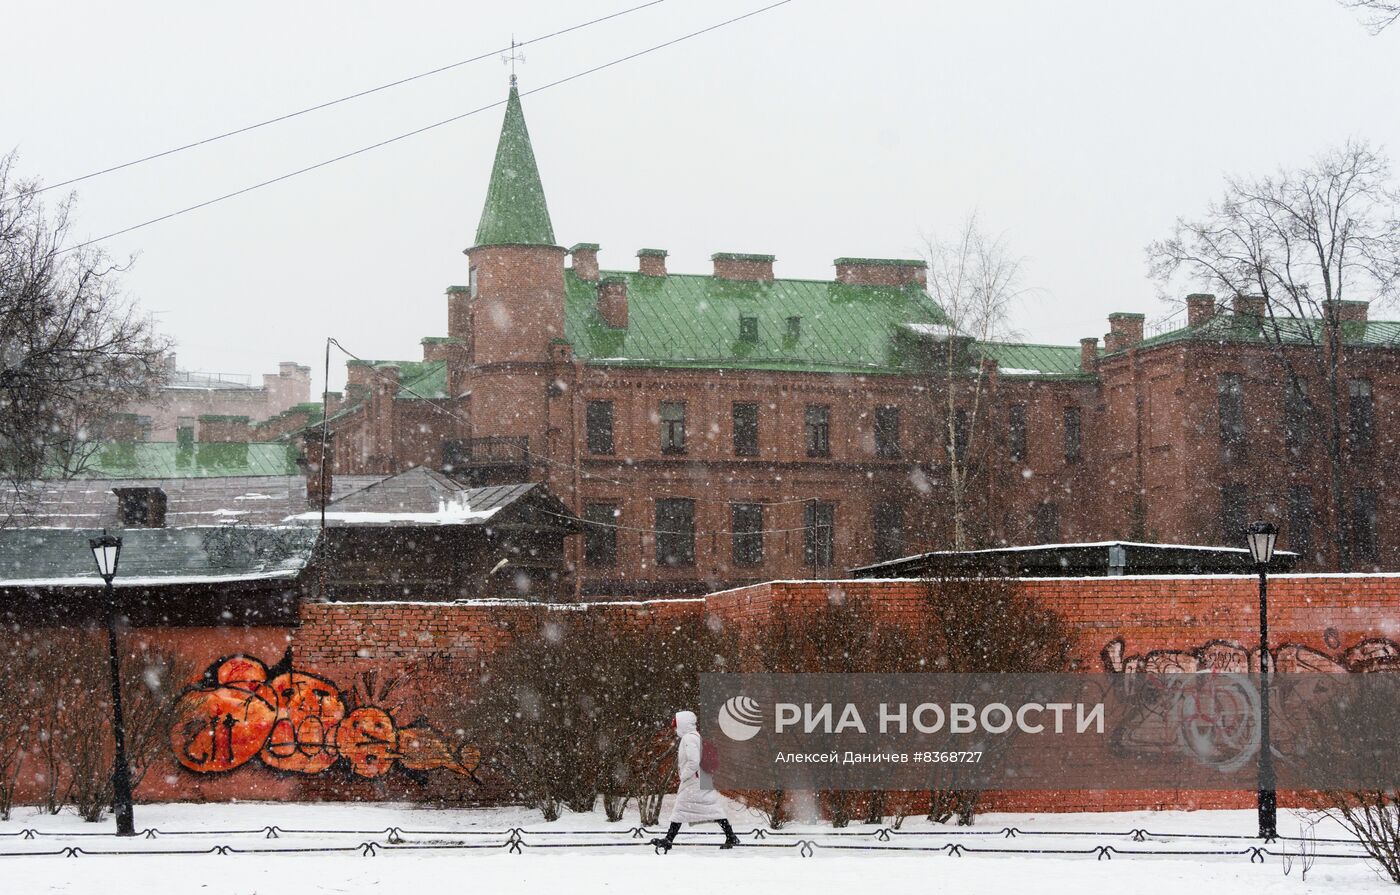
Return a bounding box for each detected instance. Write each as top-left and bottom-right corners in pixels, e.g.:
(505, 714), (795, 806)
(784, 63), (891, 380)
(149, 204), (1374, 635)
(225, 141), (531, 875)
(704, 573), (1400, 597)
(307, 597), (709, 609)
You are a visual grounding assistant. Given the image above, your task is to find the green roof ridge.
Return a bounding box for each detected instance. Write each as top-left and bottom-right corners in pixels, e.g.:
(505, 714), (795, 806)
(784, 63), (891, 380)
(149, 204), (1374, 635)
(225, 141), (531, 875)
(472, 85), (555, 248)
(712, 252), (775, 262)
(834, 257), (927, 268)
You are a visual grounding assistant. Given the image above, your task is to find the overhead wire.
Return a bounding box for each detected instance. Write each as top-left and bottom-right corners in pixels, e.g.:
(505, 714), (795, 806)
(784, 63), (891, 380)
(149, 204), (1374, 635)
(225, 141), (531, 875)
(55, 0), (796, 256)
(14, 0), (670, 200)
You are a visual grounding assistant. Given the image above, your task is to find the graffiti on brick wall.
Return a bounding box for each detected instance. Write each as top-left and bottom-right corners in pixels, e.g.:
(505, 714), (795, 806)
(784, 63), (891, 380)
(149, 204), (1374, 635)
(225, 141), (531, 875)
(1101, 634), (1400, 674)
(170, 650), (480, 780)
(1099, 635), (1400, 772)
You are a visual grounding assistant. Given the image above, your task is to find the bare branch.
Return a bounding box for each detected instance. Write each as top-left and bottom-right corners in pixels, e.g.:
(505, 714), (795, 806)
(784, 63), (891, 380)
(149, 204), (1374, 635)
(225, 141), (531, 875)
(0, 151), (172, 522)
(1341, 0), (1400, 33)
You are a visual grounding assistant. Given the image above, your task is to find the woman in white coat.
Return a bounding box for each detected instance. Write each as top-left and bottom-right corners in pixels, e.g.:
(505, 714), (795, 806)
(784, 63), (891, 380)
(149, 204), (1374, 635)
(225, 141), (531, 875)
(651, 710), (741, 851)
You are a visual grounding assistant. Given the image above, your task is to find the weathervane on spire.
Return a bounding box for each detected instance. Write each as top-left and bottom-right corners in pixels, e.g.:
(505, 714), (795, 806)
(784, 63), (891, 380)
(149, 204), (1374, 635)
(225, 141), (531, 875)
(502, 35), (525, 87)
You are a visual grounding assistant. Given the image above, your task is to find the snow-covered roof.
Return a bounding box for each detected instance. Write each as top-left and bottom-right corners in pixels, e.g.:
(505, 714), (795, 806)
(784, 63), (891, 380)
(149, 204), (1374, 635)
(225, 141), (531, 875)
(282, 470), (574, 530)
(0, 525), (318, 589)
(850, 540), (1301, 578)
(8, 474), (384, 529)
(288, 470), (517, 527)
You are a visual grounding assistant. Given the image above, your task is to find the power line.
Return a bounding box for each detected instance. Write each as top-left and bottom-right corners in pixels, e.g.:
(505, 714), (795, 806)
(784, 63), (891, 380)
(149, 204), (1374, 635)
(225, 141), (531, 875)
(56, 0), (796, 256)
(17, 0), (669, 200)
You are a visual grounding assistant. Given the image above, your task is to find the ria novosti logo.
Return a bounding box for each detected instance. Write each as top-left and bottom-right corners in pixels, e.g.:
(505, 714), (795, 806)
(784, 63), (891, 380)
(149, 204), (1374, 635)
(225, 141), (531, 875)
(717, 695), (764, 741)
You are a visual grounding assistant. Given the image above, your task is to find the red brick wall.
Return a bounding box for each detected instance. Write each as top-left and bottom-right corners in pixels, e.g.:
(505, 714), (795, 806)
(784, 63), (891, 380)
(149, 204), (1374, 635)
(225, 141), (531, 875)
(15, 575), (1392, 811)
(705, 575), (1400, 811)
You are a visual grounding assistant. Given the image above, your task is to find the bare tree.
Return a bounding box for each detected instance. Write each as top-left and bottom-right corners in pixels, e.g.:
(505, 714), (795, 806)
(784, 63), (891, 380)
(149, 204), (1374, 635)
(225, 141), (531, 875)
(1341, 0), (1400, 33)
(1147, 140), (1400, 570)
(0, 152), (170, 524)
(920, 214), (1023, 550)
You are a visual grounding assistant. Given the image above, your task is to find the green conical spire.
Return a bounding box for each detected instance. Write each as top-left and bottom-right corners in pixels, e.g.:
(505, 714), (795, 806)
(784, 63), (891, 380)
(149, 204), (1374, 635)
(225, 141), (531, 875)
(472, 84), (555, 247)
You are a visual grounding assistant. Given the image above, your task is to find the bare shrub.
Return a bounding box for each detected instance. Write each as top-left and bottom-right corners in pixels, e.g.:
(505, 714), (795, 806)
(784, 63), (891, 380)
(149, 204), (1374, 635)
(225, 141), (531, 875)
(11, 630), (186, 821)
(0, 627), (40, 820)
(462, 610), (731, 822)
(732, 596), (924, 828)
(1313, 793), (1400, 883)
(920, 574), (1074, 825)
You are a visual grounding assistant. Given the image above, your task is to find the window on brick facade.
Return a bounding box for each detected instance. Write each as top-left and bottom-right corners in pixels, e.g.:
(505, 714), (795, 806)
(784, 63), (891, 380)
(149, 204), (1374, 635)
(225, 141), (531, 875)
(656, 498), (696, 567)
(1352, 489), (1379, 562)
(1063, 406), (1082, 462)
(1284, 378), (1311, 457)
(804, 501), (835, 569)
(1032, 502), (1059, 544)
(468, 266), (479, 298)
(586, 400), (614, 455)
(953, 408), (970, 462)
(806, 405), (831, 458)
(739, 315), (759, 342)
(1218, 373), (1245, 461)
(1288, 486), (1313, 561)
(733, 402), (759, 457)
(874, 406), (900, 459)
(1220, 484), (1248, 544)
(731, 503), (764, 567)
(1008, 405), (1027, 462)
(873, 501), (904, 562)
(583, 502), (619, 567)
(1349, 378), (1375, 451)
(660, 402), (686, 454)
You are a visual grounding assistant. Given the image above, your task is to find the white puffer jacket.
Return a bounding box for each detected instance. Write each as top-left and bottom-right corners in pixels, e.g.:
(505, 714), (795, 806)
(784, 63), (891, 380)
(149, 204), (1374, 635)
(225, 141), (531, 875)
(668, 710), (727, 824)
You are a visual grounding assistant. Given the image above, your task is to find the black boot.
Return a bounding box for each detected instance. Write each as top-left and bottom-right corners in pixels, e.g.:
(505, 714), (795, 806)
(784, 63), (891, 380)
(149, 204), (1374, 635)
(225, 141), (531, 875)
(718, 819), (740, 849)
(650, 822), (681, 853)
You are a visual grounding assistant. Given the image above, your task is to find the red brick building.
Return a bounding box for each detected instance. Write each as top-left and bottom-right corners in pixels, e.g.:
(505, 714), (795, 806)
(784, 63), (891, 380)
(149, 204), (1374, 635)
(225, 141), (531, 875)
(309, 84), (1400, 595)
(123, 354), (313, 442)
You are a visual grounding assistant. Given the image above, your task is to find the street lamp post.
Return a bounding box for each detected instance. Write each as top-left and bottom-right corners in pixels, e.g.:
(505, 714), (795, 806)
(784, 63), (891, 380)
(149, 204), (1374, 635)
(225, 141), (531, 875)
(89, 531), (135, 837)
(1246, 520), (1279, 841)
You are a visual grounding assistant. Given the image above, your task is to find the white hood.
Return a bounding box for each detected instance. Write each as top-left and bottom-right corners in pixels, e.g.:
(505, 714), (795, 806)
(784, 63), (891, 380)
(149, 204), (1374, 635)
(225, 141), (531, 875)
(674, 710), (698, 737)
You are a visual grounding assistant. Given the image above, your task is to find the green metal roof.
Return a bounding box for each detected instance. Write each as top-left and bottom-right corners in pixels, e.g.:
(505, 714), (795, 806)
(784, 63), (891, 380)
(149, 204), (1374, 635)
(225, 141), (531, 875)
(472, 85), (555, 248)
(396, 359), (448, 399)
(1131, 314), (1400, 354)
(562, 270), (951, 374)
(977, 342), (1093, 379)
(71, 441), (302, 479)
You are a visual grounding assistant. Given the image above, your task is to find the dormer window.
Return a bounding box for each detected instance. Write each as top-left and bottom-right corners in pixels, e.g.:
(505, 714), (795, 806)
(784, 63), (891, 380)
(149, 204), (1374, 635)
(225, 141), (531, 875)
(739, 315), (758, 342)
(786, 316), (802, 340)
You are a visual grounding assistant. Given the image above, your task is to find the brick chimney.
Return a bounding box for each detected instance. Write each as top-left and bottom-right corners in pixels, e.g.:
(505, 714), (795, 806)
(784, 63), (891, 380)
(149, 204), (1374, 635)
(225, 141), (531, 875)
(834, 257), (927, 287)
(712, 252), (774, 282)
(1186, 293), (1217, 327)
(113, 487), (167, 528)
(638, 248), (668, 277)
(1103, 312), (1145, 353)
(445, 285), (470, 342)
(301, 430), (335, 508)
(597, 276), (628, 328)
(1323, 299), (1369, 323)
(1080, 337), (1099, 373)
(570, 243), (600, 281)
(1232, 294), (1267, 318)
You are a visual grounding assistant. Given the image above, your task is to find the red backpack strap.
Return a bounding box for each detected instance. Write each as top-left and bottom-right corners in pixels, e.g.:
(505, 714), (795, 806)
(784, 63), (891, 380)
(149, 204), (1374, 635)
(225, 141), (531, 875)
(700, 740), (720, 775)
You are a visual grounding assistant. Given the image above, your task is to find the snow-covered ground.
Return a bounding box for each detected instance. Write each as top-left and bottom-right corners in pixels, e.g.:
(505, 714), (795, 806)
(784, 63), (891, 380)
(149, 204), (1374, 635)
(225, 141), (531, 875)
(1, 799), (1390, 894)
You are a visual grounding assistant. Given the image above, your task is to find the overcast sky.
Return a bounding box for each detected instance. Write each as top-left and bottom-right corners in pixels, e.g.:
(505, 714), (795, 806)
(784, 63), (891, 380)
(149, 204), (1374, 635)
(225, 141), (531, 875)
(4, 0), (1398, 391)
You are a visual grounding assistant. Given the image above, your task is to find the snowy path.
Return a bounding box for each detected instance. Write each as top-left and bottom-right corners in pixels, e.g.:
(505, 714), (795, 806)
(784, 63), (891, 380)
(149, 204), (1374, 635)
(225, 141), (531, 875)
(1, 802), (1391, 894)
